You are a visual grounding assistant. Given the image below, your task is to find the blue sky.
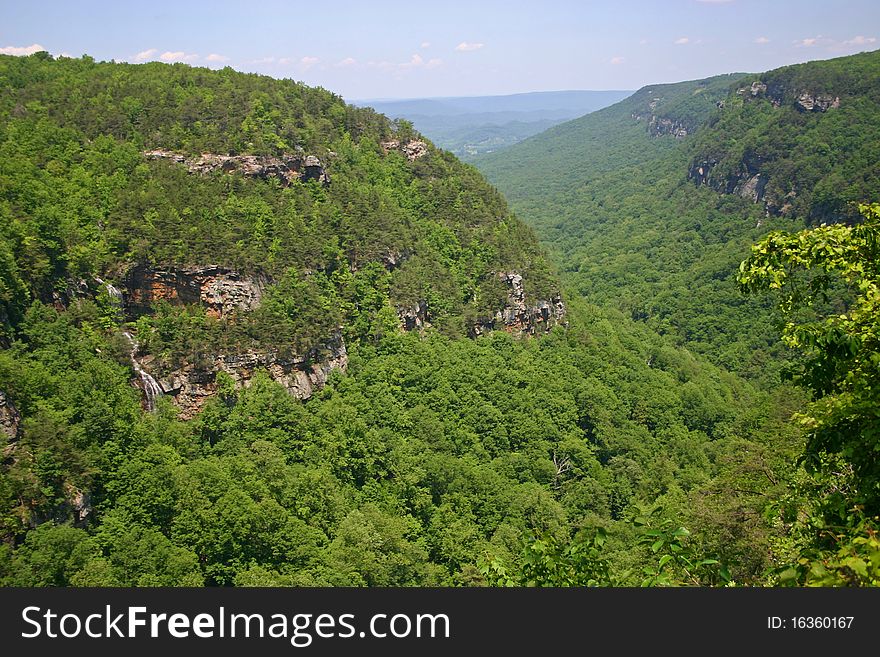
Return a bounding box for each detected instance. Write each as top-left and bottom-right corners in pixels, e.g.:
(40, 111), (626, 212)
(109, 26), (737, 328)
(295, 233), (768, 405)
(2, 0), (878, 100)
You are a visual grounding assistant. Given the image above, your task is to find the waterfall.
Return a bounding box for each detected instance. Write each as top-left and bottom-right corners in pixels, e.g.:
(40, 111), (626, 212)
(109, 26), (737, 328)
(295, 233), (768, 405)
(122, 331), (162, 412)
(105, 282), (123, 306)
(96, 277), (124, 313)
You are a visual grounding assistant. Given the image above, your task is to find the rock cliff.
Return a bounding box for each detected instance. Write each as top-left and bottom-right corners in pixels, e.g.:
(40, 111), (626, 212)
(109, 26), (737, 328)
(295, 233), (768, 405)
(125, 265), (267, 318)
(795, 92), (840, 112)
(1, 391), (20, 459)
(143, 332), (348, 419)
(144, 149), (330, 185)
(380, 139), (430, 160)
(90, 265), (349, 416)
(470, 272), (566, 337)
(690, 78), (843, 216)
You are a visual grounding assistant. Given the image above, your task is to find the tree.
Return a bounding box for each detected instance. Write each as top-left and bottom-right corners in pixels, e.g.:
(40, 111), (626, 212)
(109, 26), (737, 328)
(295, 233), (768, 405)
(739, 202), (880, 527)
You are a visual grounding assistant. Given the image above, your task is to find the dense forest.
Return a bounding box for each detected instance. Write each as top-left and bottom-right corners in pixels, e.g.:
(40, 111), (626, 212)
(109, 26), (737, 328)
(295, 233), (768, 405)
(476, 50), (880, 583)
(477, 52), (880, 383)
(0, 51), (877, 587)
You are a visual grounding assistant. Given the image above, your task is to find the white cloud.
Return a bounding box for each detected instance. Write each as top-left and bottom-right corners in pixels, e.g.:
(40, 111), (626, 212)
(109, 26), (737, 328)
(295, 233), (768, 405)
(159, 51), (199, 63)
(205, 53), (229, 63)
(0, 43), (46, 56)
(674, 37), (690, 45)
(610, 56), (625, 65)
(396, 54), (442, 70)
(843, 35), (877, 46)
(795, 37), (819, 47)
(754, 36), (770, 44)
(455, 41), (484, 52)
(421, 41), (431, 49)
(300, 56), (319, 69)
(336, 57), (357, 67)
(251, 56), (275, 65)
(133, 48), (158, 61)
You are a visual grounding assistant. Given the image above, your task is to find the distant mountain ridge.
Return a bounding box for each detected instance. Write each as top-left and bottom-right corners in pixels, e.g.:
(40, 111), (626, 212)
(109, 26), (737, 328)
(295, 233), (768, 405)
(357, 89), (632, 158)
(475, 50), (880, 378)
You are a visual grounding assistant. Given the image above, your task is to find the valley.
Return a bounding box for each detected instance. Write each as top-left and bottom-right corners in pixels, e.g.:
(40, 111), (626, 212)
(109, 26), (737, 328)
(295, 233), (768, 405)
(0, 46), (878, 588)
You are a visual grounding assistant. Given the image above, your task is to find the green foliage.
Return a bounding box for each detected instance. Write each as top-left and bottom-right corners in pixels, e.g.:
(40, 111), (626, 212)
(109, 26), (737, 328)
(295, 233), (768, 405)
(480, 528), (613, 587)
(0, 294), (790, 585)
(739, 203), (880, 517)
(0, 51), (862, 588)
(0, 53), (559, 354)
(633, 506), (730, 587)
(478, 52), (880, 384)
(691, 52), (880, 223)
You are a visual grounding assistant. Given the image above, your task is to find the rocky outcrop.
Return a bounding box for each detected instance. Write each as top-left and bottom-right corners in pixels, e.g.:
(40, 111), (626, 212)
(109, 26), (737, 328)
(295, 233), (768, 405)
(380, 139), (429, 161)
(66, 484), (93, 523)
(398, 301), (429, 331)
(632, 106), (689, 138)
(648, 116), (689, 138)
(688, 159), (717, 187)
(471, 272), (566, 337)
(736, 173), (768, 203)
(795, 92), (840, 112)
(737, 81), (768, 98)
(144, 149), (330, 185)
(126, 265), (267, 318)
(1, 391), (20, 459)
(90, 264), (349, 416)
(136, 333), (348, 419)
(690, 147), (772, 202)
(735, 79), (841, 113)
(630, 95), (691, 138)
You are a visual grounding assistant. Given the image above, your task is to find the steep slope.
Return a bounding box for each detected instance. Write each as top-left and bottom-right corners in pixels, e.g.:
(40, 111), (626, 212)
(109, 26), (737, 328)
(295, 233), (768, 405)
(0, 53), (563, 416)
(0, 54), (801, 587)
(476, 51), (880, 379)
(688, 52), (880, 222)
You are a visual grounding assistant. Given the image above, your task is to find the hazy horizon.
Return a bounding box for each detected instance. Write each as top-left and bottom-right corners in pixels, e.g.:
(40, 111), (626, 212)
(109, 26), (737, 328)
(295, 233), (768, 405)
(2, 0), (879, 100)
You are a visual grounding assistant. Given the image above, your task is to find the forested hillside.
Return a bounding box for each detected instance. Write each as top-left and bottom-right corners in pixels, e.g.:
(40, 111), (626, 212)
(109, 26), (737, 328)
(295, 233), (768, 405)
(0, 51), (875, 587)
(476, 52), (880, 381)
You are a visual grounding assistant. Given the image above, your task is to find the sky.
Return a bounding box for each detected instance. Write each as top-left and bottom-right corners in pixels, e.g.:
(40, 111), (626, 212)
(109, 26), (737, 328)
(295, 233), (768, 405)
(1, 0), (878, 101)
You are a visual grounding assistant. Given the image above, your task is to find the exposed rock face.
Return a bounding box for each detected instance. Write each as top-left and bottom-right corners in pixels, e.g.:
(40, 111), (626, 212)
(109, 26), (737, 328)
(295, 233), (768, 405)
(105, 263), (348, 416)
(380, 139), (429, 160)
(382, 249), (408, 270)
(736, 173), (768, 203)
(401, 140), (428, 160)
(690, 149), (772, 206)
(471, 272), (566, 337)
(302, 155), (329, 182)
(737, 81), (768, 97)
(1, 391), (20, 458)
(398, 301), (429, 331)
(688, 159), (717, 187)
(50, 278), (90, 312)
(648, 116), (689, 138)
(126, 265), (267, 318)
(144, 149), (330, 185)
(795, 92), (840, 112)
(66, 484), (93, 523)
(143, 333), (348, 419)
